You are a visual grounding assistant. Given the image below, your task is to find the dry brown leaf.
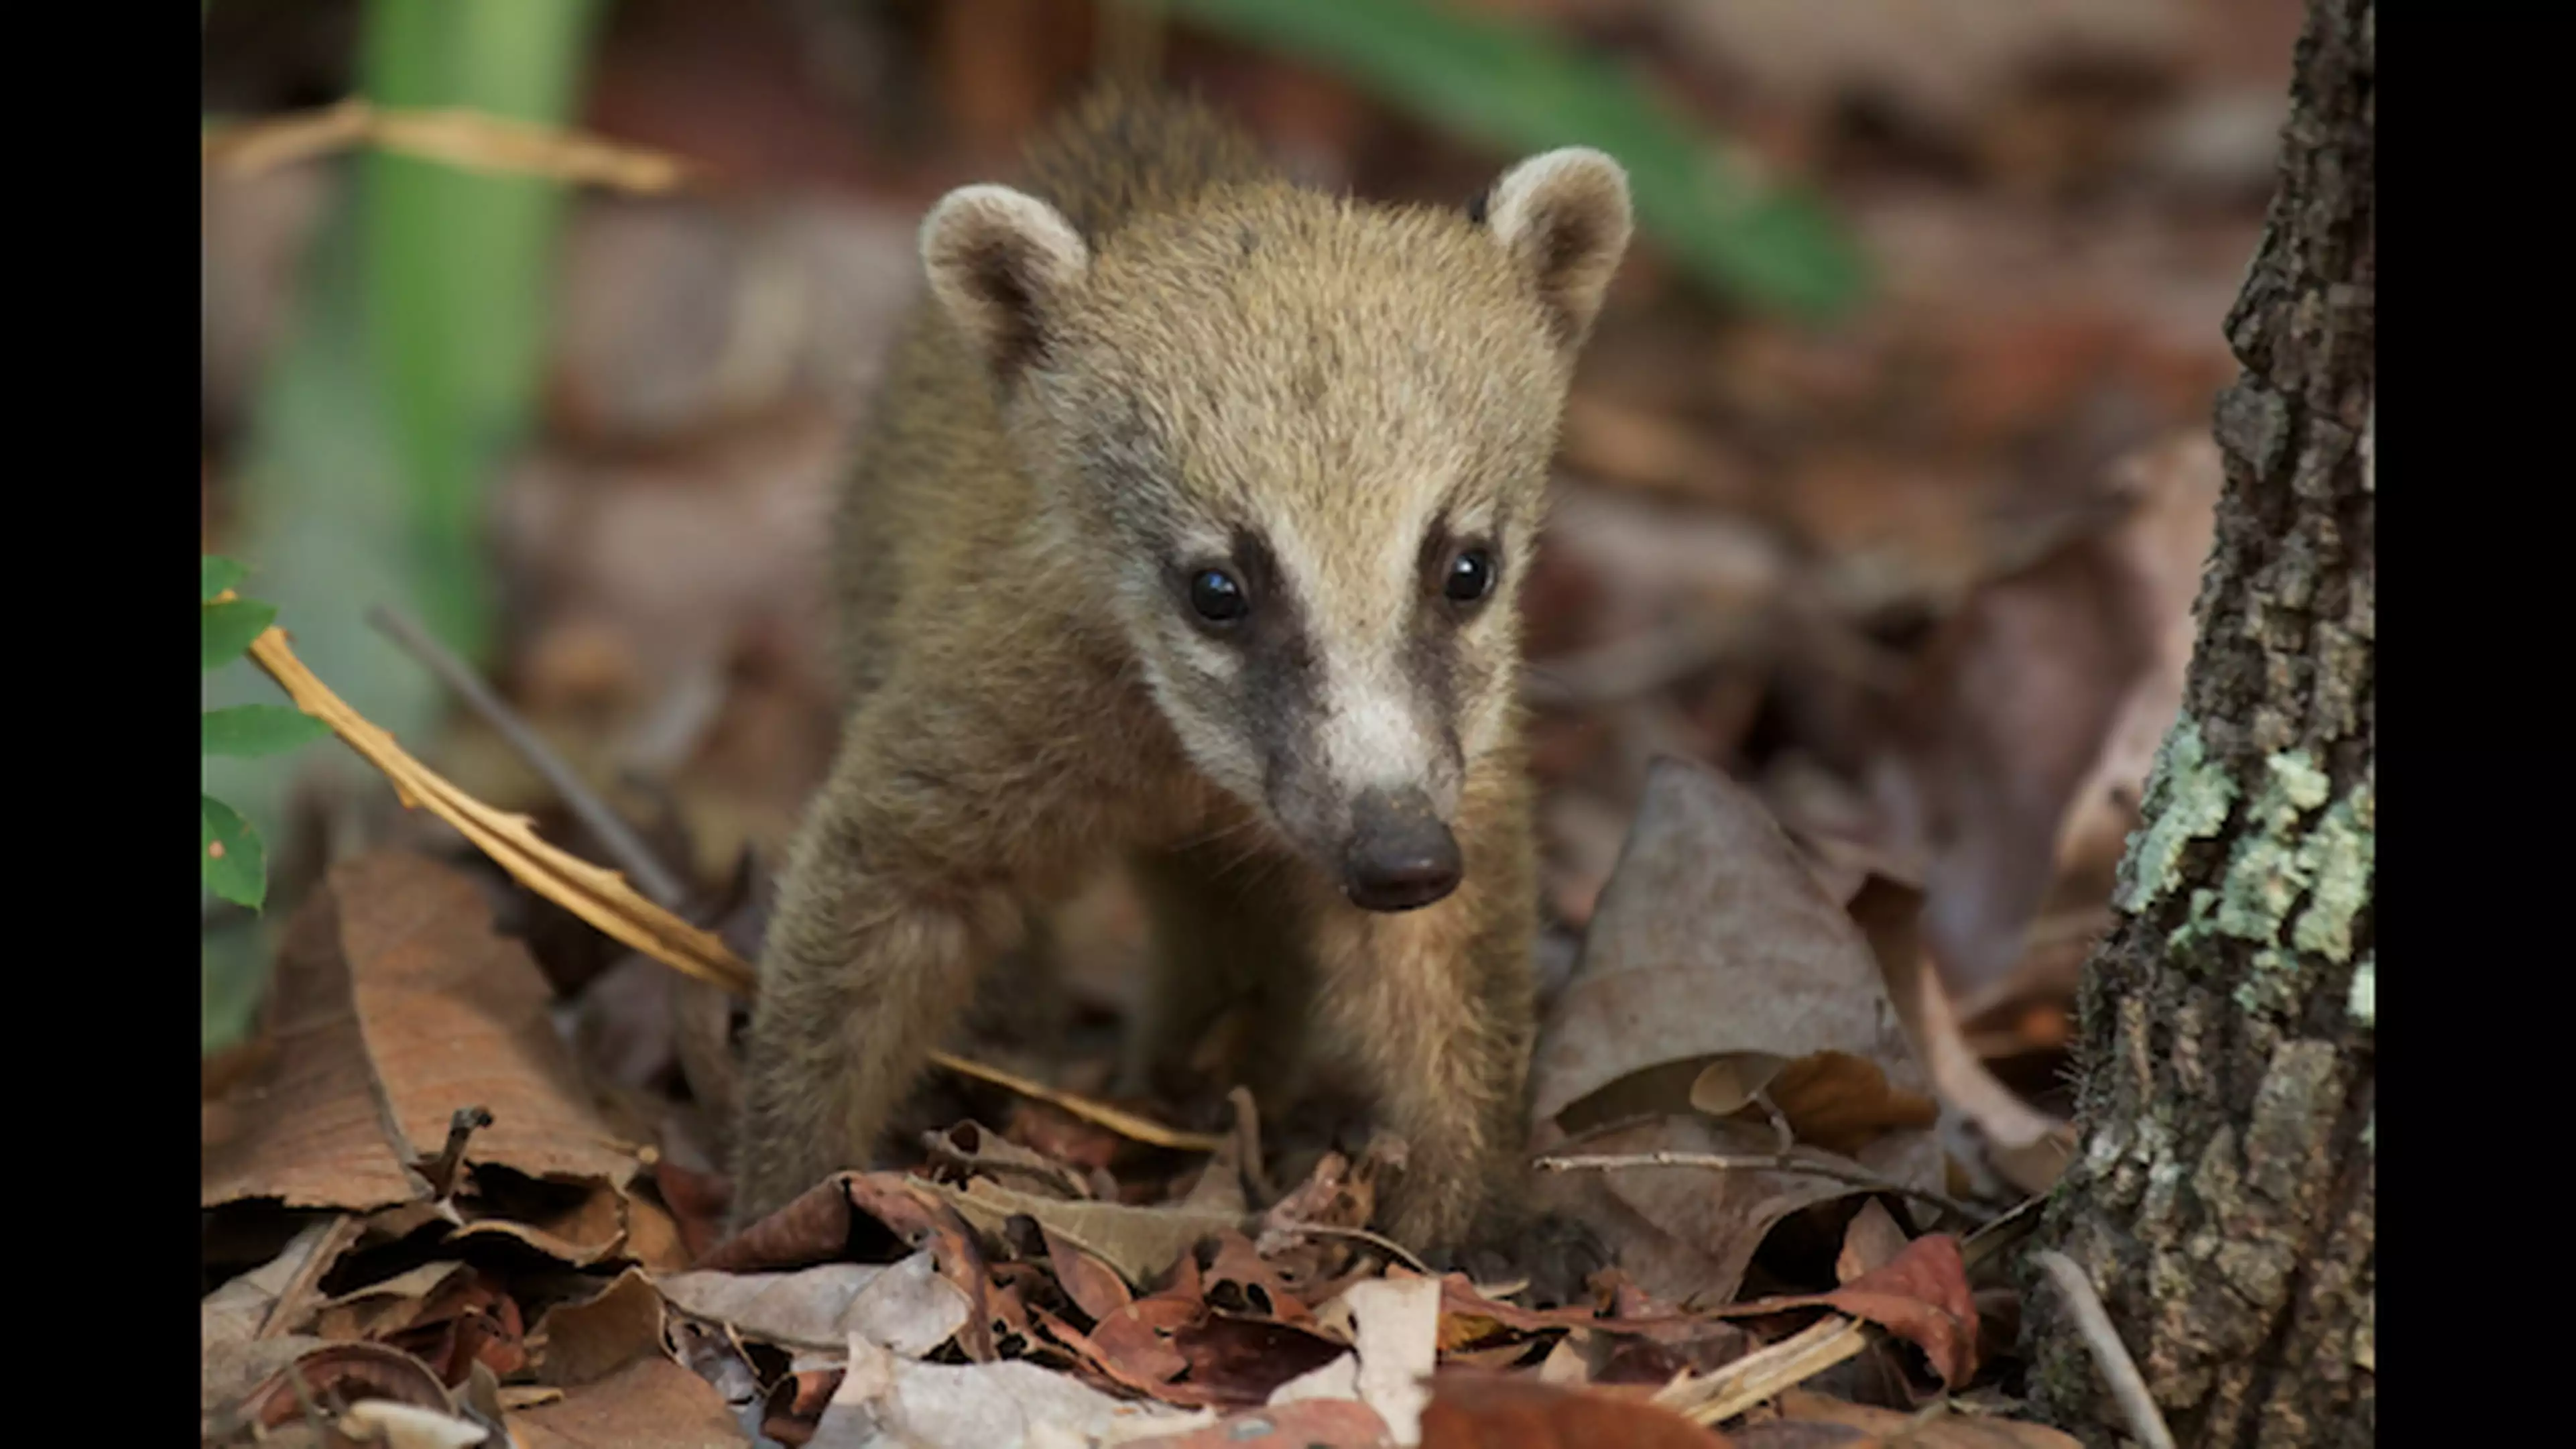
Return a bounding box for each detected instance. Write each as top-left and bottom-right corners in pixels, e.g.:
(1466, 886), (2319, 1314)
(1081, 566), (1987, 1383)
(202, 99), (696, 192)
(201, 890), (424, 1211)
(1422, 1372), (1735, 1449)
(658, 1252), (969, 1356)
(1532, 758), (1938, 1180)
(1865, 432), (2218, 1002)
(1758, 1052), (1941, 1156)
(216, 1340), (457, 1440)
(1715, 1235), (1980, 1388)
(1529, 1115), (1892, 1308)
(1121, 1398), (1393, 1447)
(509, 1353), (752, 1448)
(924, 1176), (1243, 1289)
(1848, 878), (2071, 1196)
(332, 852), (642, 1189)
(530, 1268), (665, 1387)
(202, 1218), (356, 1349)
(810, 1331), (1209, 1447)
(1836, 1201), (1910, 1285)
(1046, 1224), (1136, 1324)
(1768, 1389), (2083, 1448)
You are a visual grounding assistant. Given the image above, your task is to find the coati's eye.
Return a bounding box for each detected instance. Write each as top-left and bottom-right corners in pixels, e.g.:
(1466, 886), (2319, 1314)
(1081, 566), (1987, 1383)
(1443, 549), (1497, 605)
(1189, 568), (1249, 624)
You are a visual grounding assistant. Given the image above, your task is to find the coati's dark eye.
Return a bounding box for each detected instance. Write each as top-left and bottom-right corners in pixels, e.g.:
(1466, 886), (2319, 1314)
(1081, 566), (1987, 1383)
(1189, 568), (1248, 624)
(1443, 549), (1496, 605)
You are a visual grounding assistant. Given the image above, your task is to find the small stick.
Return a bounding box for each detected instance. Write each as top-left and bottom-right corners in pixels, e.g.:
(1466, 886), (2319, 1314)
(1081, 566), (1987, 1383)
(419, 1106), (495, 1200)
(1534, 1150), (1977, 1224)
(2030, 1249), (2176, 1449)
(1272, 1222), (1434, 1278)
(251, 603), (1219, 1153)
(369, 605), (692, 909)
(254, 1215), (363, 1341)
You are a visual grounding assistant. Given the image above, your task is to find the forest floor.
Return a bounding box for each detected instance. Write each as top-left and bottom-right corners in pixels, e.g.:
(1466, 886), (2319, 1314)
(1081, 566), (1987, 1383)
(200, 2), (2304, 1443)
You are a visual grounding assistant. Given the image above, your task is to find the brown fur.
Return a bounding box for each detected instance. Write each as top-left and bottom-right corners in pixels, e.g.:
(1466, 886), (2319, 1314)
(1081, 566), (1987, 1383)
(732, 90), (1628, 1253)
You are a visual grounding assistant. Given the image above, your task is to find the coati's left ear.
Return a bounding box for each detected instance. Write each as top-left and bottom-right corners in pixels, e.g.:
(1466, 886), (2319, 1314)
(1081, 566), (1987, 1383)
(920, 184), (1090, 385)
(1479, 148), (1632, 351)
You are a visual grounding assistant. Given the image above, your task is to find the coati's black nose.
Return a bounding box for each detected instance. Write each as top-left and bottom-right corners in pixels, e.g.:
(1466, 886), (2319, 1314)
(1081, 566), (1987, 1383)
(1343, 791), (1463, 912)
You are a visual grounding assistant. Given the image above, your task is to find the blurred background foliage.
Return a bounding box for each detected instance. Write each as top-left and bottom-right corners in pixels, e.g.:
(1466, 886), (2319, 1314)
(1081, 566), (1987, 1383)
(202, 0), (2298, 1109)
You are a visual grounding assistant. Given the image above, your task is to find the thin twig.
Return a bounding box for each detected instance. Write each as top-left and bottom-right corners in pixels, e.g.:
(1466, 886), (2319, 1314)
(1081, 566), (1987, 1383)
(418, 1105), (496, 1201)
(369, 604), (692, 909)
(241, 609), (1221, 1153)
(1652, 1314), (1869, 1426)
(1534, 1149), (1977, 1224)
(254, 1216), (362, 1342)
(2030, 1249), (2176, 1449)
(202, 97), (694, 193)
(1272, 1222), (1434, 1278)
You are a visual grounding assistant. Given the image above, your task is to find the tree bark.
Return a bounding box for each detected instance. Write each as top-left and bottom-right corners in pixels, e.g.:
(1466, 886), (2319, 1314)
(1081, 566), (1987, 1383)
(2022, 1), (2373, 1445)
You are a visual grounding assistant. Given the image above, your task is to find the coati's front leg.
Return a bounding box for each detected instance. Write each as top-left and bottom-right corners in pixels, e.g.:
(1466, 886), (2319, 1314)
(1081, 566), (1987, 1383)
(1306, 776), (1542, 1253)
(730, 734), (1022, 1230)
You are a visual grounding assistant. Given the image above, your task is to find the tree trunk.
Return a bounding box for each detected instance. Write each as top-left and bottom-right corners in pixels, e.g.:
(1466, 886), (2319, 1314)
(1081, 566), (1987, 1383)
(2022, 1), (2374, 1444)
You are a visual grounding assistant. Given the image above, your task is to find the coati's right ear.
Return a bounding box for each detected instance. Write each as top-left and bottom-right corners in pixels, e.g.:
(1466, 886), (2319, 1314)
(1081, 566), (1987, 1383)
(920, 184), (1089, 384)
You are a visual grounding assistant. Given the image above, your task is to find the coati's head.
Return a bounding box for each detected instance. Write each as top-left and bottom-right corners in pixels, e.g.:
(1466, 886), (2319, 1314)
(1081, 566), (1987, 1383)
(920, 149), (1631, 912)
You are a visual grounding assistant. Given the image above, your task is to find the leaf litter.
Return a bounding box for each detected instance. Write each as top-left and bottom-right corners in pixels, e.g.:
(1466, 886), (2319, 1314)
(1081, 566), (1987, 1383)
(200, 9), (2267, 1434)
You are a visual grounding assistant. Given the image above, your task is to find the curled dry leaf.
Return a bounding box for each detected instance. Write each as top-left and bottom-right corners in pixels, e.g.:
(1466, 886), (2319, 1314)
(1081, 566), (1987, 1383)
(659, 1251), (971, 1356)
(1528, 1114), (1892, 1309)
(202, 891), (424, 1212)
(922, 1175), (1244, 1289)
(1420, 1372), (1735, 1449)
(810, 1331), (1210, 1448)
(330, 852), (643, 1190)
(1713, 1234), (1980, 1388)
(1530, 760), (1939, 1187)
(509, 1353), (753, 1448)
(530, 1267), (666, 1387)
(1757, 1389), (2083, 1448)
(1121, 1398), (1393, 1448)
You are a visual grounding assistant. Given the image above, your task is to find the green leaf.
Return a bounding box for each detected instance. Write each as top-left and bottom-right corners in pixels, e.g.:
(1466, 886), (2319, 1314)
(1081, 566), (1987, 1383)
(202, 795), (267, 909)
(1158, 0), (1865, 318)
(202, 705), (330, 758)
(202, 555), (248, 601)
(202, 598), (277, 670)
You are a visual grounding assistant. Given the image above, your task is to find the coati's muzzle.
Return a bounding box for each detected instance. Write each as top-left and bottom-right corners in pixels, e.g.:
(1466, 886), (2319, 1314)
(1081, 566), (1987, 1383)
(1340, 787), (1463, 912)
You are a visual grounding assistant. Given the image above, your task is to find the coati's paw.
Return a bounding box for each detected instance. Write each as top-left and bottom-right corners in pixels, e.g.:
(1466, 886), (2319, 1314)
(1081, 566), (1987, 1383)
(1438, 1212), (1612, 1308)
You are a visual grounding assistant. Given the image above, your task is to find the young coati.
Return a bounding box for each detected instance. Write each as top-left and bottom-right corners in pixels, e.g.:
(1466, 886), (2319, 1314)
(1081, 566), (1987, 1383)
(731, 89), (1632, 1260)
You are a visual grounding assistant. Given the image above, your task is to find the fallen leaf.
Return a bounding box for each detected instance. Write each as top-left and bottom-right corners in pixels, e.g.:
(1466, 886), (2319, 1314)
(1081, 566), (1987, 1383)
(509, 1352), (753, 1448)
(202, 1217), (354, 1348)
(924, 1175), (1241, 1288)
(1343, 1275), (1441, 1446)
(332, 852), (641, 1189)
(1171, 1314), (1349, 1406)
(1764, 1389), (2083, 1447)
(1045, 1224), (1134, 1324)
(1203, 1230), (1311, 1324)
(337, 1400), (490, 1449)
(659, 1251), (971, 1355)
(1124, 1399), (1394, 1447)
(1531, 762), (1940, 1209)
(530, 1267), (665, 1387)
(1848, 878), (2071, 1196)
(1528, 1114), (1888, 1308)
(202, 890), (424, 1211)
(224, 1340), (456, 1436)
(1420, 1372), (1734, 1449)
(1715, 1235), (1980, 1387)
(926, 1120), (1095, 1200)
(1836, 1201), (1910, 1285)
(809, 1330), (1210, 1448)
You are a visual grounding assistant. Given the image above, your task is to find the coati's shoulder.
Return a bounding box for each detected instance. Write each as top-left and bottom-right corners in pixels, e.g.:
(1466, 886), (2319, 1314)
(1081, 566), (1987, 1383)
(1018, 86), (1278, 243)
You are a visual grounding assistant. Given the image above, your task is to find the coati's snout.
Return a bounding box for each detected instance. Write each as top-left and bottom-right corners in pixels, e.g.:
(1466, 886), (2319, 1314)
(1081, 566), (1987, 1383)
(1343, 787), (1463, 912)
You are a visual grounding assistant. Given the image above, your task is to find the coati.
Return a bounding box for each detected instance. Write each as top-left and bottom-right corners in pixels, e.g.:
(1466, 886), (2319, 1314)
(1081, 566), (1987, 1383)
(731, 89), (1632, 1260)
